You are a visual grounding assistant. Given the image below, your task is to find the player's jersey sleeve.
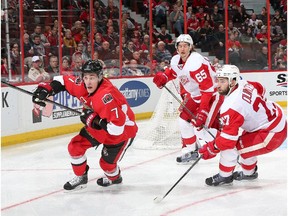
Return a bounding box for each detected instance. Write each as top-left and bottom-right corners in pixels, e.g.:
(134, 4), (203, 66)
(215, 108), (245, 150)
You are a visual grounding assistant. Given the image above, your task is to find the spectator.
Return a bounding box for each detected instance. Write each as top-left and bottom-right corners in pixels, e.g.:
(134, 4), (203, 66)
(212, 57), (222, 69)
(211, 24), (225, 60)
(247, 13), (262, 29)
(270, 19), (284, 43)
(155, 41), (172, 63)
(228, 20), (241, 36)
(63, 29), (77, 49)
(154, 0), (168, 28)
(23, 33), (34, 68)
(95, 7), (108, 34)
(227, 31), (242, 67)
(105, 0), (119, 19)
(157, 24), (173, 44)
(256, 46), (268, 70)
(124, 41), (136, 60)
(186, 6), (193, 20)
(28, 56), (50, 82)
(239, 26), (258, 44)
(187, 13), (201, 45)
(30, 24), (50, 47)
(198, 20), (214, 52)
(257, 7), (267, 24)
(94, 33), (104, 52)
(72, 42), (84, 62)
(169, 4), (184, 36)
(70, 56), (83, 75)
(123, 59), (144, 76)
(82, 44), (92, 62)
(62, 56), (71, 73)
(10, 42), (20, 73)
(103, 26), (119, 50)
(233, 6), (250, 24)
(253, 20), (264, 35)
(256, 25), (268, 44)
(46, 55), (59, 75)
(140, 34), (150, 53)
(98, 41), (115, 61)
(211, 5), (223, 23)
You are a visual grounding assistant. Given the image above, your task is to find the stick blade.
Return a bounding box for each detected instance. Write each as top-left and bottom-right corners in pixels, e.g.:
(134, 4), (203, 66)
(154, 196), (163, 203)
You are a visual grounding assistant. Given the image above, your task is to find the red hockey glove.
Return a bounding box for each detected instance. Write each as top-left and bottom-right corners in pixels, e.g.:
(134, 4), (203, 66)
(199, 141), (220, 160)
(153, 72), (168, 89)
(192, 109), (209, 127)
(32, 82), (53, 107)
(179, 94), (197, 122)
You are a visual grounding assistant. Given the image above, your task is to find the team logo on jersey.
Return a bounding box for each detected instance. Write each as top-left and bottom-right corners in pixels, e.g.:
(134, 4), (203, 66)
(179, 75), (189, 85)
(177, 64), (183, 70)
(102, 93), (113, 104)
(220, 114), (230, 126)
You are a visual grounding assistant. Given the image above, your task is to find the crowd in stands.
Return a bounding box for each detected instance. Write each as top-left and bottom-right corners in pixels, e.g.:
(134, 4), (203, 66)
(1, 0), (287, 82)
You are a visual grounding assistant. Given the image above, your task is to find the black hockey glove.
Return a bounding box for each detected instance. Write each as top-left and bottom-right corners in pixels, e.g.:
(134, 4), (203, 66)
(32, 80), (65, 107)
(80, 109), (108, 131)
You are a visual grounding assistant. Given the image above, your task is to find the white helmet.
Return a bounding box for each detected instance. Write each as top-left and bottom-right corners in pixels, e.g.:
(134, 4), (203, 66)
(175, 34), (193, 49)
(216, 64), (240, 85)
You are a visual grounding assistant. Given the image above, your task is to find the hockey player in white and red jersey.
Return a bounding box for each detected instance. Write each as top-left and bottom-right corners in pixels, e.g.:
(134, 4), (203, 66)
(153, 34), (224, 163)
(199, 64), (287, 186)
(32, 60), (138, 190)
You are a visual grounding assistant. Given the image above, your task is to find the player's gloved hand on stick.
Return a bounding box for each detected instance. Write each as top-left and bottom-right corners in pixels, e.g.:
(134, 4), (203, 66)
(153, 72), (168, 89)
(192, 109), (208, 127)
(80, 109), (108, 130)
(32, 82), (53, 107)
(199, 141), (220, 160)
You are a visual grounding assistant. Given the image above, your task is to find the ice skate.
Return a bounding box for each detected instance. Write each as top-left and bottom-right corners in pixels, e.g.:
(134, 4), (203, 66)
(176, 150), (199, 163)
(233, 166), (258, 181)
(63, 165), (89, 191)
(97, 175), (123, 187)
(205, 173), (233, 186)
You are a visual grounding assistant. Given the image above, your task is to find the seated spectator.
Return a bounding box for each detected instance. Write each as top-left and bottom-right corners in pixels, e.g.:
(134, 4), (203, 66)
(240, 26), (258, 44)
(123, 59), (144, 76)
(140, 34), (150, 53)
(211, 24), (225, 60)
(228, 20), (241, 36)
(253, 20), (264, 35)
(72, 42), (84, 62)
(233, 5), (250, 24)
(257, 7), (267, 24)
(28, 56), (50, 82)
(46, 55), (59, 76)
(10, 42), (20, 73)
(131, 51), (145, 65)
(30, 24), (50, 47)
(70, 56), (83, 75)
(255, 25), (268, 44)
(71, 21), (84, 43)
(23, 33), (34, 69)
(157, 24), (173, 44)
(95, 8), (108, 34)
(169, 4), (184, 36)
(94, 33), (104, 52)
(270, 19), (284, 43)
(61, 56), (71, 73)
(273, 47), (287, 69)
(154, 0), (168, 28)
(155, 41), (172, 63)
(103, 26), (119, 50)
(212, 57), (222, 70)
(192, 0), (208, 12)
(105, 0), (119, 19)
(198, 20), (214, 52)
(63, 29), (77, 49)
(98, 41), (115, 61)
(46, 26), (58, 55)
(195, 6), (207, 22)
(227, 32), (242, 67)
(187, 14), (201, 44)
(211, 5), (223, 23)
(247, 13), (262, 29)
(186, 6), (193, 20)
(122, 12), (135, 37)
(82, 44), (92, 62)
(124, 41), (136, 60)
(256, 46), (268, 70)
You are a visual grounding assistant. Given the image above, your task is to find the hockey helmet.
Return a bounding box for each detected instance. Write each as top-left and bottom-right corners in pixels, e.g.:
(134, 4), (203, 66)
(216, 64), (240, 85)
(175, 34), (193, 49)
(82, 60), (103, 78)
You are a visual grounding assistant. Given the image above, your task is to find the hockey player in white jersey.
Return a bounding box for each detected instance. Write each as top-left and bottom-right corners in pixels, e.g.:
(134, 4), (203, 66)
(153, 34), (224, 164)
(199, 64), (287, 186)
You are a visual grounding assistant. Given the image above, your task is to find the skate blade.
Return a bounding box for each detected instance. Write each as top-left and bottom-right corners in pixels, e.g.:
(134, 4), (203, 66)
(63, 184), (87, 193)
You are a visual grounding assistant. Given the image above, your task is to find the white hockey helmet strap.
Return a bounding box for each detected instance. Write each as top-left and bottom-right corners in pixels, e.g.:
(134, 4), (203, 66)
(175, 34), (193, 49)
(216, 64), (240, 85)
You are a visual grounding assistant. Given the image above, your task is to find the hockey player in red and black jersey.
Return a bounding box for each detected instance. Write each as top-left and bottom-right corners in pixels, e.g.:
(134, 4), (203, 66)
(153, 34), (224, 164)
(199, 65), (287, 186)
(32, 60), (138, 190)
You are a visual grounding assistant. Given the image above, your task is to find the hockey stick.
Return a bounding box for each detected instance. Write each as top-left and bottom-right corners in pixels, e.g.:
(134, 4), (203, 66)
(163, 85), (215, 139)
(154, 154), (202, 203)
(1, 80), (82, 115)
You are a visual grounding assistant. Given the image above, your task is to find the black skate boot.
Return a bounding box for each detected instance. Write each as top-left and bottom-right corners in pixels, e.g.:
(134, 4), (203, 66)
(63, 165), (89, 190)
(233, 166), (258, 181)
(176, 150), (199, 163)
(205, 173), (233, 186)
(97, 175), (123, 187)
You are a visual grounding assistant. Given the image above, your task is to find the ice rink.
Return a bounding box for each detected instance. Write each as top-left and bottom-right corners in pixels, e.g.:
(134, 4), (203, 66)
(1, 120), (287, 216)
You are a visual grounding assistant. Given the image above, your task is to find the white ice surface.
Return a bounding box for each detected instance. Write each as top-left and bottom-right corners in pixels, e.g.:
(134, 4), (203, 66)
(1, 121), (287, 216)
